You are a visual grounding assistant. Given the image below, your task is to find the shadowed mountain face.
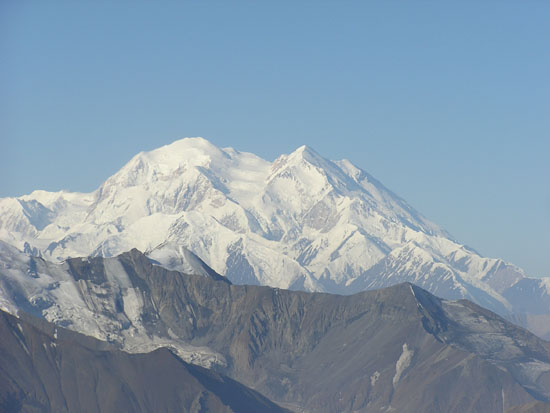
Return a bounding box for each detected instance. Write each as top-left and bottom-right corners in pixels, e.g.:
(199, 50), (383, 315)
(2, 248), (550, 412)
(0, 309), (288, 413)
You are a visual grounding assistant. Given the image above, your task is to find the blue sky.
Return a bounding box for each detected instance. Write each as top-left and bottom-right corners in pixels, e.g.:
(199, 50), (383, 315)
(2, 1), (549, 276)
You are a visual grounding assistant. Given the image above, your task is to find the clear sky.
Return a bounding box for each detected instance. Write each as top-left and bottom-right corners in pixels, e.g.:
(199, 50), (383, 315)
(2, 1), (549, 277)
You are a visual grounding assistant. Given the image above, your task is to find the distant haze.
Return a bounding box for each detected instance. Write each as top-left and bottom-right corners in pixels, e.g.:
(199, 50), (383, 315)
(1, 2), (548, 277)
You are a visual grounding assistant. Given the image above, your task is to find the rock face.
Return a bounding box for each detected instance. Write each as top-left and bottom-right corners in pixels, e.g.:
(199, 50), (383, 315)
(506, 402), (550, 413)
(0, 309), (289, 413)
(1, 138), (549, 339)
(2, 247), (550, 412)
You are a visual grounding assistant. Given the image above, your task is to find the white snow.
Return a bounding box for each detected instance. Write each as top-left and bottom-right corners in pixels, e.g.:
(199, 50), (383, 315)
(370, 371), (380, 387)
(0, 240), (226, 369)
(541, 277), (550, 295)
(0, 137), (539, 322)
(393, 343), (414, 387)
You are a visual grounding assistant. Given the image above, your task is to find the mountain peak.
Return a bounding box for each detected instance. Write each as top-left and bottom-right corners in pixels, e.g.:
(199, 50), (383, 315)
(160, 137), (219, 153)
(142, 137), (228, 168)
(101, 137), (231, 190)
(288, 144), (325, 164)
(293, 144), (313, 153)
(269, 144), (337, 184)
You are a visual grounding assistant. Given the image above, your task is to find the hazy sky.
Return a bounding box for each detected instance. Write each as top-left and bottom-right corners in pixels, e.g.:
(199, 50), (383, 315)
(2, 1), (549, 277)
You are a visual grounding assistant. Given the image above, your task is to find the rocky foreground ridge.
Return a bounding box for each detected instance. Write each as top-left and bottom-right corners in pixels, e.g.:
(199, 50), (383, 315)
(1, 246), (550, 412)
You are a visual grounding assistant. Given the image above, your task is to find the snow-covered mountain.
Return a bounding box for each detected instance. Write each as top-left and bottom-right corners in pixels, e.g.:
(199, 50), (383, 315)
(0, 137), (548, 337)
(0, 240), (227, 368)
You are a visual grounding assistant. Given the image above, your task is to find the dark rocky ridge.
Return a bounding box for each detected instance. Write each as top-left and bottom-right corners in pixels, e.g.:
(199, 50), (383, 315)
(67, 249), (550, 412)
(3, 248), (550, 412)
(0, 309), (289, 413)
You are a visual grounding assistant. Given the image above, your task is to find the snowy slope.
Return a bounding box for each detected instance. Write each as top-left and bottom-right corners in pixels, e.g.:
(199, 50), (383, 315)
(0, 240), (226, 368)
(0, 137), (548, 336)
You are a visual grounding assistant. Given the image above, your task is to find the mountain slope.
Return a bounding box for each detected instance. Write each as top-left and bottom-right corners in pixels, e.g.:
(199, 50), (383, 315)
(0, 309), (288, 413)
(0, 137), (548, 338)
(0, 240), (228, 368)
(1, 247), (550, 412)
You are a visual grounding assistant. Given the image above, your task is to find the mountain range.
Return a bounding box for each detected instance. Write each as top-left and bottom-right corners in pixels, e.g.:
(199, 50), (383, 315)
(1, 137), (548, 339)
(1, 247), (550, 412)
(0, 307), (288, 413)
